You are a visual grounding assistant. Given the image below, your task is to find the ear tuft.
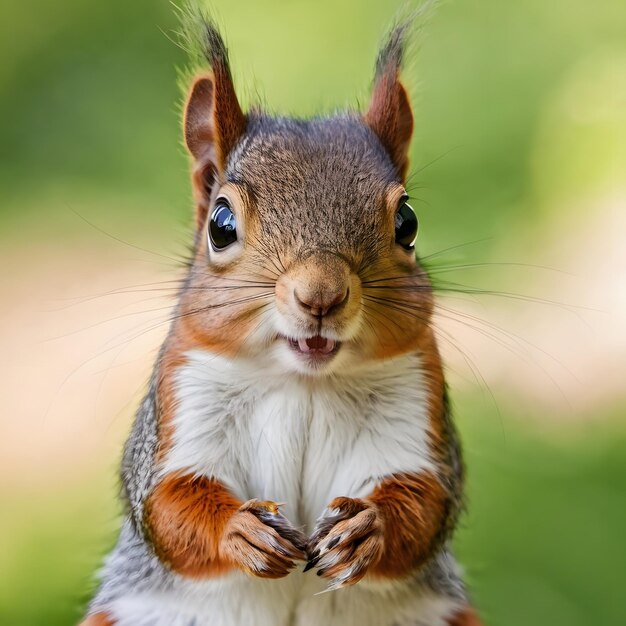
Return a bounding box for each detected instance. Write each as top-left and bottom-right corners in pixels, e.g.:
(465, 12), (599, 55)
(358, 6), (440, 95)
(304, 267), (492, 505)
(364, 21), (414, 181)
(179, 5), (247, 230)
(181, 8), (246, 172)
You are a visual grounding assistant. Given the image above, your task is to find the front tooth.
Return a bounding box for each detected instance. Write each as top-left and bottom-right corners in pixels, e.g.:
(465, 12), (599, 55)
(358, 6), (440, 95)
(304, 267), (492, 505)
(321, 339), (335, 354)
(298, 338), (310, 352)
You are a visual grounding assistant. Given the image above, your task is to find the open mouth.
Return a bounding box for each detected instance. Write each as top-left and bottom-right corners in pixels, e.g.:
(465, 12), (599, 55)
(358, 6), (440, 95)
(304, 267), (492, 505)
(286, 335), (341, 362)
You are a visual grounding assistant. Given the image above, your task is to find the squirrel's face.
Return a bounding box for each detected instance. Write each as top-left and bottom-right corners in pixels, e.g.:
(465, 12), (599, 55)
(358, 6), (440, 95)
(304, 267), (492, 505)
(177, 22), (433, 375)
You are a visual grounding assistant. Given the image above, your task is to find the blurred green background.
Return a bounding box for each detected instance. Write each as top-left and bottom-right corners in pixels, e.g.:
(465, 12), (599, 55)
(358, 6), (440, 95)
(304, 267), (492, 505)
(1, 0), (625, 624)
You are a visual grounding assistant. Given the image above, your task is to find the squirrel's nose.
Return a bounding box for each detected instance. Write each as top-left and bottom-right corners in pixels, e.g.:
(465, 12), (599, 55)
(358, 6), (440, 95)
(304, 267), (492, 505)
(294, 286), (350, 318)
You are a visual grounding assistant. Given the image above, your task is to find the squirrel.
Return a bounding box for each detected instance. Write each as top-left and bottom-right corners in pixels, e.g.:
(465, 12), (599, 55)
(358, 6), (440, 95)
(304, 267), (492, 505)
(81, 7), (482, 626)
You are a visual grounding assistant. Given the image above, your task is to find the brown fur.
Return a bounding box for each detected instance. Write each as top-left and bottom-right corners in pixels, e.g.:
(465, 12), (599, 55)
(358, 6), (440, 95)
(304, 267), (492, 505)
(144, 472), (241, 577)
(79, 613), (115, 626)
(367, 470), (448, 578)
(184, 76), (217, 162)
(363, 19), (414, 180)
(307, 469), (448, 586)
(144, 473), (306, 579)
(306, 496), (383, 586)
(220, 500), (307, 578)
(360, 277), (435, 360)
(289, 251), (350, 316)
(183, 24), (247, 171)
(364, 78), (413, 181)
(155, 273), (274, 461)
(275, 252), (363, 328)
(184, 75), (220, 231)
(177, 9), (432, 373)
(447, 607), (483, 626)
(154, 338), (189, 464)
(210, 63), (247, 171)
(184, 68), (246, 228)
(417, 327), (448, 462)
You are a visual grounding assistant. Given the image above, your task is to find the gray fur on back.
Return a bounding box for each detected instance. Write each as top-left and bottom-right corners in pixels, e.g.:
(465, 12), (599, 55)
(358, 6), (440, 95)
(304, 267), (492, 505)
(120, 371), (160, 532)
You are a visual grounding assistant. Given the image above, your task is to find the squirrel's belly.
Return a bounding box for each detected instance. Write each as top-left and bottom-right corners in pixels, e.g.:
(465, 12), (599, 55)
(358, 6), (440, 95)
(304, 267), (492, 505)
(96, 353), (458, 625)
(245, 381), (372, 533)
(245, 356), (435, 533)
(100, 571), (462, 626)
(164, 350), (435, 529)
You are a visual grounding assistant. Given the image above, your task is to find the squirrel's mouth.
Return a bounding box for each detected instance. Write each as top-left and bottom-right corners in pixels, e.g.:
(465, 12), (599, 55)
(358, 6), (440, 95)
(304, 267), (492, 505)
(286, 335), (341, 363)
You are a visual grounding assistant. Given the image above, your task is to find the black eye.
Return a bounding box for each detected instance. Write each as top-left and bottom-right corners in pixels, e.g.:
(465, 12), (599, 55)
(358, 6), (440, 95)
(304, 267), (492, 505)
(208, 201), (237, 250)
(395, 200), (418, 250)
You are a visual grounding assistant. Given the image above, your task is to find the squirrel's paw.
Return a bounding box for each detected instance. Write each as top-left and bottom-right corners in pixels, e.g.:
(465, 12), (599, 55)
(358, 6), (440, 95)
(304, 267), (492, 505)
(221, 499), (307, 579)
(306, 496), (384, 590)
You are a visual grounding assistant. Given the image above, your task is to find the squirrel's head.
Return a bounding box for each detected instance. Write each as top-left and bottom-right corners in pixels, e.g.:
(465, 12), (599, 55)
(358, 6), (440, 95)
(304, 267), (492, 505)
(177, 14), (434, 376)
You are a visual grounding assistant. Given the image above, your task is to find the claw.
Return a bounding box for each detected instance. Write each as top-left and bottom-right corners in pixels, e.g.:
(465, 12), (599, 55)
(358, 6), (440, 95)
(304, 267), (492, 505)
(304, 552), (322, 571)
(326, 535), (340, 551)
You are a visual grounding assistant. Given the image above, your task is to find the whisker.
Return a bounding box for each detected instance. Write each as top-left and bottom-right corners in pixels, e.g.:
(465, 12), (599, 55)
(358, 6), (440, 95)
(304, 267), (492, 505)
(423, 261), (574, 277)
(362, 295), (432, 326)
(404, 147), (460, 186)
(48, 298), (276, 425)
(362, 290), (572, 410)
(434, 307), (573, 407)
(434, 302), (580, 383)
(176, 293), (275, 318)
(433, 284), (597, 313)
(420, 238), (493, 262)
(45, 283), (276, 312)
(48, 294), (276, 404)
(66, 204), (190, 266)
(362, 295), (503, 420)
(363, 280), (593, 314)
(366, 291), (572, 406)
(365, 290), (564, 374)
(361, 301), (409, 338)
(42, 292), (275, 342)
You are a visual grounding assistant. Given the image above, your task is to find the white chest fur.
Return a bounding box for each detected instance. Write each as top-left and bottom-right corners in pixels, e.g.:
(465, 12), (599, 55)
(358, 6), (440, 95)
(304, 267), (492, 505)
(161, 350), (436, 532)
(104, 351), (462, 626)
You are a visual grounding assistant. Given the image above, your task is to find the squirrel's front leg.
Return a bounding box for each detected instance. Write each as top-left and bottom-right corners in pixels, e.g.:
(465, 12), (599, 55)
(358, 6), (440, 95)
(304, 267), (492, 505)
(144, 473), (307, 579)
(306, 471), (448, 589)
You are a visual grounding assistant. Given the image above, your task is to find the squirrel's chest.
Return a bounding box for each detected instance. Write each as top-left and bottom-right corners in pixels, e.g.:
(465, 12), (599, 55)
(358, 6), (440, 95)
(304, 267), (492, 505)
(163, 350), (435, 533)
(245, 382), (368, 531)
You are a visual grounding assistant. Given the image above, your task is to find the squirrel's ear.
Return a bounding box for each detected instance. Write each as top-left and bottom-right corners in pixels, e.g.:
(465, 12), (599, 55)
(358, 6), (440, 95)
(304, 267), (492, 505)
(182, 17), (246, 229)
(184, 69), (246, 170)
(364, 25), (414, 181)
(184, 75), (217, 162)
(184, 71), (245, 230)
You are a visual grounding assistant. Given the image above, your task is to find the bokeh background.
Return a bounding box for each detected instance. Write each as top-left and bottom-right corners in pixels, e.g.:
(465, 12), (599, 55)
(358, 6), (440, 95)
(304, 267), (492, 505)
(1, 0), (625, 624)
